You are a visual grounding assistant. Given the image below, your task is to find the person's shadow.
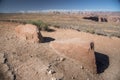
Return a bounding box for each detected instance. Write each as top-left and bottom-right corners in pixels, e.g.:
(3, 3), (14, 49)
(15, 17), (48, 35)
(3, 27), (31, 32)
(95, 52), (109, 74)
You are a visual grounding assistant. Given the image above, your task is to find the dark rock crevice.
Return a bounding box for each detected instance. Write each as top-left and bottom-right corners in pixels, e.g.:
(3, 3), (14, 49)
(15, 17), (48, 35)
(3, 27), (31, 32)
(3, 53), (16, 80)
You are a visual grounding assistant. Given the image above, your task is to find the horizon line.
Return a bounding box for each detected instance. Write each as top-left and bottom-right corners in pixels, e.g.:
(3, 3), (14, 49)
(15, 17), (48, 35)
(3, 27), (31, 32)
(0, 9), (120, 13)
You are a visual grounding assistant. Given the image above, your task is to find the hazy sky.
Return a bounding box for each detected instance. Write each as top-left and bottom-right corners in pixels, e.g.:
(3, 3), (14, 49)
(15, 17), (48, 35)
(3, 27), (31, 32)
(0, 0), (120, 12)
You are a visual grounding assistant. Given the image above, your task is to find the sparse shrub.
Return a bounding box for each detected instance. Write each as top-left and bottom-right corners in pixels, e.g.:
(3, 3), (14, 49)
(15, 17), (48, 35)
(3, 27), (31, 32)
(95, 31), (107, 36)
(21, 20), (27, 24)
(40, 22), (49, 31)
(54, 25), (60, 28)
(26, 20), (49, 31)
(86, 29), (95, 34)
(110, 32), (120, 38)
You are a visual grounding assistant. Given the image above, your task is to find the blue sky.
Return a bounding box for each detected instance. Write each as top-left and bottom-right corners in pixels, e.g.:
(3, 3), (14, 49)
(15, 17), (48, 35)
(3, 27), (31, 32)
(0, 0), (120, 12)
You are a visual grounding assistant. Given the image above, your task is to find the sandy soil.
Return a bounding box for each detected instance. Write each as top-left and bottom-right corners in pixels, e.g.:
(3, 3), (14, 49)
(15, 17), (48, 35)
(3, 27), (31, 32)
(0, 22), (120, 80)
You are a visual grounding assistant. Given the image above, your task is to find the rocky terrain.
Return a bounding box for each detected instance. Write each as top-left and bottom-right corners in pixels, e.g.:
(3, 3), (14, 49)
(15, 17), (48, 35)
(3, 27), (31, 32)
(0, 21), (120, 80)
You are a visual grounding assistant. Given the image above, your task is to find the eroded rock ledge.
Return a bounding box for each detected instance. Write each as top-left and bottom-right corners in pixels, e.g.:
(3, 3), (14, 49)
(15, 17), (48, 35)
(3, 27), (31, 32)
(15, 24), (43, 43)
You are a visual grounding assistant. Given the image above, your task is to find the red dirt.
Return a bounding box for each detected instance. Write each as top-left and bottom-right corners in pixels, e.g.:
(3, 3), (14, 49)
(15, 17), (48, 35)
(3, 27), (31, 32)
(0, 22), (120, 80)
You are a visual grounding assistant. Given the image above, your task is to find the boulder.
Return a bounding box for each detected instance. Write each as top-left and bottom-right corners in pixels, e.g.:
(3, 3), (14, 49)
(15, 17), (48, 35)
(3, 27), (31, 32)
(50, 38), (96, 74)
(15, 24), (43, 43)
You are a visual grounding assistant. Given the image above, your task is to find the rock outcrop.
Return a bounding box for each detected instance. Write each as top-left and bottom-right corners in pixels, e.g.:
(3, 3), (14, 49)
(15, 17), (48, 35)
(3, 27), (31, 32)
(99, 16), (108, 22)
(50, 38), (96, 74)
(83, 16), (108, 22)
(83, 15), (120, 23)
(15, 24), (43, 43)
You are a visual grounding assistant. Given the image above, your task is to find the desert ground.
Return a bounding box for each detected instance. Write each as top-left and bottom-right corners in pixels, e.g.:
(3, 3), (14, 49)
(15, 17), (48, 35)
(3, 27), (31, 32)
(0, 13), (120, 80)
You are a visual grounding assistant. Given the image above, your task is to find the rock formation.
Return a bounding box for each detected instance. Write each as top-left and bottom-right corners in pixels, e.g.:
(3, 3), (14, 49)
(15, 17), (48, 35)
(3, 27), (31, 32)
(15, 24), (43, 43)
(83, 15), (120, 23)
(50, 38), (96, 74)
(83, 16), (108, 22)
(99, 16), (108, 22)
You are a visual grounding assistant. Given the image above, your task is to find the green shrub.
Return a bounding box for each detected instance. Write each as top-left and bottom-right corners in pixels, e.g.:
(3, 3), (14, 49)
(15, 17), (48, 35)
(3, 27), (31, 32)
(26, 20), (49, 31)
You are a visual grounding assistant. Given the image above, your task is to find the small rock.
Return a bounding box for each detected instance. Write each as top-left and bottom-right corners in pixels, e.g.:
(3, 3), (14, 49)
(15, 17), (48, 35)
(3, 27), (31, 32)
(72, 76), (75, 79)
(55, 57), (65, 62)
(30, 55), (33, 58)
(51, 77), (57, 80)
(47, 64), (51, 68)
(56, 58), (60, 61)
(80, 66), (84, 69)
(48, 69), (56, 75)
(60, 57), (65, 61)
(54, 73), (64, 80)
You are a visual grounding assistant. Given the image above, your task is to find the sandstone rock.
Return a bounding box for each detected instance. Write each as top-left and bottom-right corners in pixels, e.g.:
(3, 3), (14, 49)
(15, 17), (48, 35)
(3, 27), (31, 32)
(50, 38), (96, 74)
(0, 64), (9, 73)
(0, 64), (14, 80)
(60, 57), (65, 61)
(15, 24), (43, 43)
(51, 77), (57, 80)
(48, 69), (56, 75)
(0, 53), (5, 63)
